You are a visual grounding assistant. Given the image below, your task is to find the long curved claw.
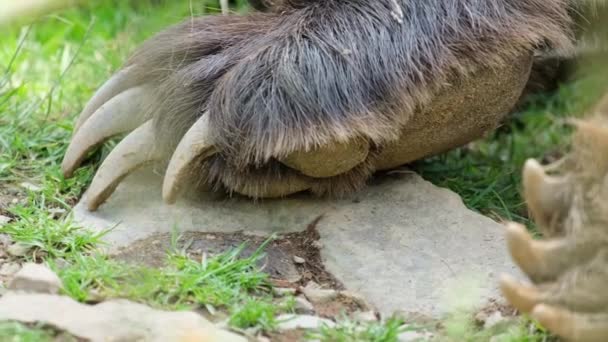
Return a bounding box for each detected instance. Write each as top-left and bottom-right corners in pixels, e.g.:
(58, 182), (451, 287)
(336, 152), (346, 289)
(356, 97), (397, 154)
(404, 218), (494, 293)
(505, 223), (551, 280)
(86, 121), (161, 211)
(506, 223), (606, 282)
(499, 274), (544, 313)
(532, 305), (608, 342)
(74, 66), (139, 133)
(162, 113), (216, 204)
(62, 86), (150, 178)
(523, 159), (571, 235)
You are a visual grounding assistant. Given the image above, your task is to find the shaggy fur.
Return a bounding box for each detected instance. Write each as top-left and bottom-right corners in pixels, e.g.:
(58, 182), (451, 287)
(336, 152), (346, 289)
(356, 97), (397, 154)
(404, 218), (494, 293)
(125, 0), (573, 197)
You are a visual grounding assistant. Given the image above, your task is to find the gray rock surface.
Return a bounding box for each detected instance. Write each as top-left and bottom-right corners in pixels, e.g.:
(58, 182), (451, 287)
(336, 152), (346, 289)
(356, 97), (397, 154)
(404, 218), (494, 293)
(8, 263), (62, 294)
(7, 243), (31, 257)
(73, 168), (518, 317)
(0, 215), (10, 226)
(0, 262), (20, 277)
(0, 292), (246, 342)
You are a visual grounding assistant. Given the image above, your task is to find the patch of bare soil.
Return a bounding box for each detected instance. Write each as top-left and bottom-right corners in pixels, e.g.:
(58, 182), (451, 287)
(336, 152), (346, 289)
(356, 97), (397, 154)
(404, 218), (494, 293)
(314, 292), (369, 318)
(114, 215), (343, 290)
(267, 329), (307, 342)
(473, 299), (518, 327)
(0, 184), (22, 218)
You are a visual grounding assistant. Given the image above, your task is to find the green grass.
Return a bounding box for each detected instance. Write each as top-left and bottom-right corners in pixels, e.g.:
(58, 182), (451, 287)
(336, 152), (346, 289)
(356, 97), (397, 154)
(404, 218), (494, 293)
(229, 298), (284, 331)
(440, 311), (554, 342)
(0, 204), (106, 260)
(0, 322), (63, 342)
(53, 236), (278, 329)
(1, 0), (606, 341)
(0, 0), (288, 335)
(306, 316), (406, 342)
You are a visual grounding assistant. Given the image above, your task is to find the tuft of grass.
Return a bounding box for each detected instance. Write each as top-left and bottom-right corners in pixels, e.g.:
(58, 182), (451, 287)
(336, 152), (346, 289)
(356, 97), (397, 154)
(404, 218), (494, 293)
(55, 238), (274, 316)
(0, 204), (106, 260)
(440, 311), (554, 342)
(229, 298), (280, 331)
(306, 316), (406, 342)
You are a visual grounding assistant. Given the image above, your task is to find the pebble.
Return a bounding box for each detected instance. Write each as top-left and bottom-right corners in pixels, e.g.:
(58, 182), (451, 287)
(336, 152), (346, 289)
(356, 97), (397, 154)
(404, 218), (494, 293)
(352, 310), (378, 322)
(0, 216), (10, 226)
(294, 296), (315, 314)
(483, 311), (506, 329)
(8, 263), (63, 294)
(293, 256), (306, 264)
(7, 243), (31, 257)
(277, 314), (335, 331)
(0, 263), (21, 276)
(20, 182), (42, 192)
(0, 234), (12, 247)
(274, 287), (297, 296)
(302, 285), (338, 304)
(398, 330), (433, 342)
(48, 208), (67, 218)
(340, 290), (373, 311)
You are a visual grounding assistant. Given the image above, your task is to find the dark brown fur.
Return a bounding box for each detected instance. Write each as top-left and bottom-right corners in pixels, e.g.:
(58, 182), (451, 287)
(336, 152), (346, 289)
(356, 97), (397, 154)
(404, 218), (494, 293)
(125, 0), (573, 197)
(520, 0), (608, 102)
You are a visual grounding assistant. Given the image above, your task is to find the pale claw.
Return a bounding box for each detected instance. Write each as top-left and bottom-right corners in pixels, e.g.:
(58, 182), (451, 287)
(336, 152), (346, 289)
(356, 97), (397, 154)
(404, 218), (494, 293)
(86, 121), (161, 211)
(74, 66), (139, 133)
(499, 274), (545, 313)
(532, 305), (608, 342)
(62, 86), (150, 178)
(522, 158), (571, 234)
(162, 113), (216, 204)
(505, 223), (603, 282)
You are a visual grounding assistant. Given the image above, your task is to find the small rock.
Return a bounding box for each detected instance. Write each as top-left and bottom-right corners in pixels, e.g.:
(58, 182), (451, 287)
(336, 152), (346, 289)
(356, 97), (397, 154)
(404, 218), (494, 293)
(293, 256), (306, 264)
(256, 335), (271, 342)
(0, 234), (12, 247)
(7, 243), (31, 257)
(474, 310), (489, 324)
(277, 314), (335, 331)
(48, 208), (67, 218)
(398, 330), (431, 342)
(0, 293), (246, 342)
(52, 258), (70, 270)
(0, 263), (21, 276)
(294, 296), (315, 314)
(340, 290), (373, 311)
(20, 182), (42, 192)
(302, 285), (338, 305)
(304, 281), (321, 290)
(8, 263), (63, 294)
(274, 287), (297, 296)
(0, 216), (10, 226)
(87, 289), (105, 302)
(483, 311), (505, 329)
(352, 310), (377, 322)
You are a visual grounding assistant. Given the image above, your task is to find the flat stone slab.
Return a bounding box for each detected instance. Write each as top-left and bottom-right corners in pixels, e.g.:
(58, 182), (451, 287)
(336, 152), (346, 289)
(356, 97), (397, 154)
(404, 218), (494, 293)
(74, 168), (518, 317)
